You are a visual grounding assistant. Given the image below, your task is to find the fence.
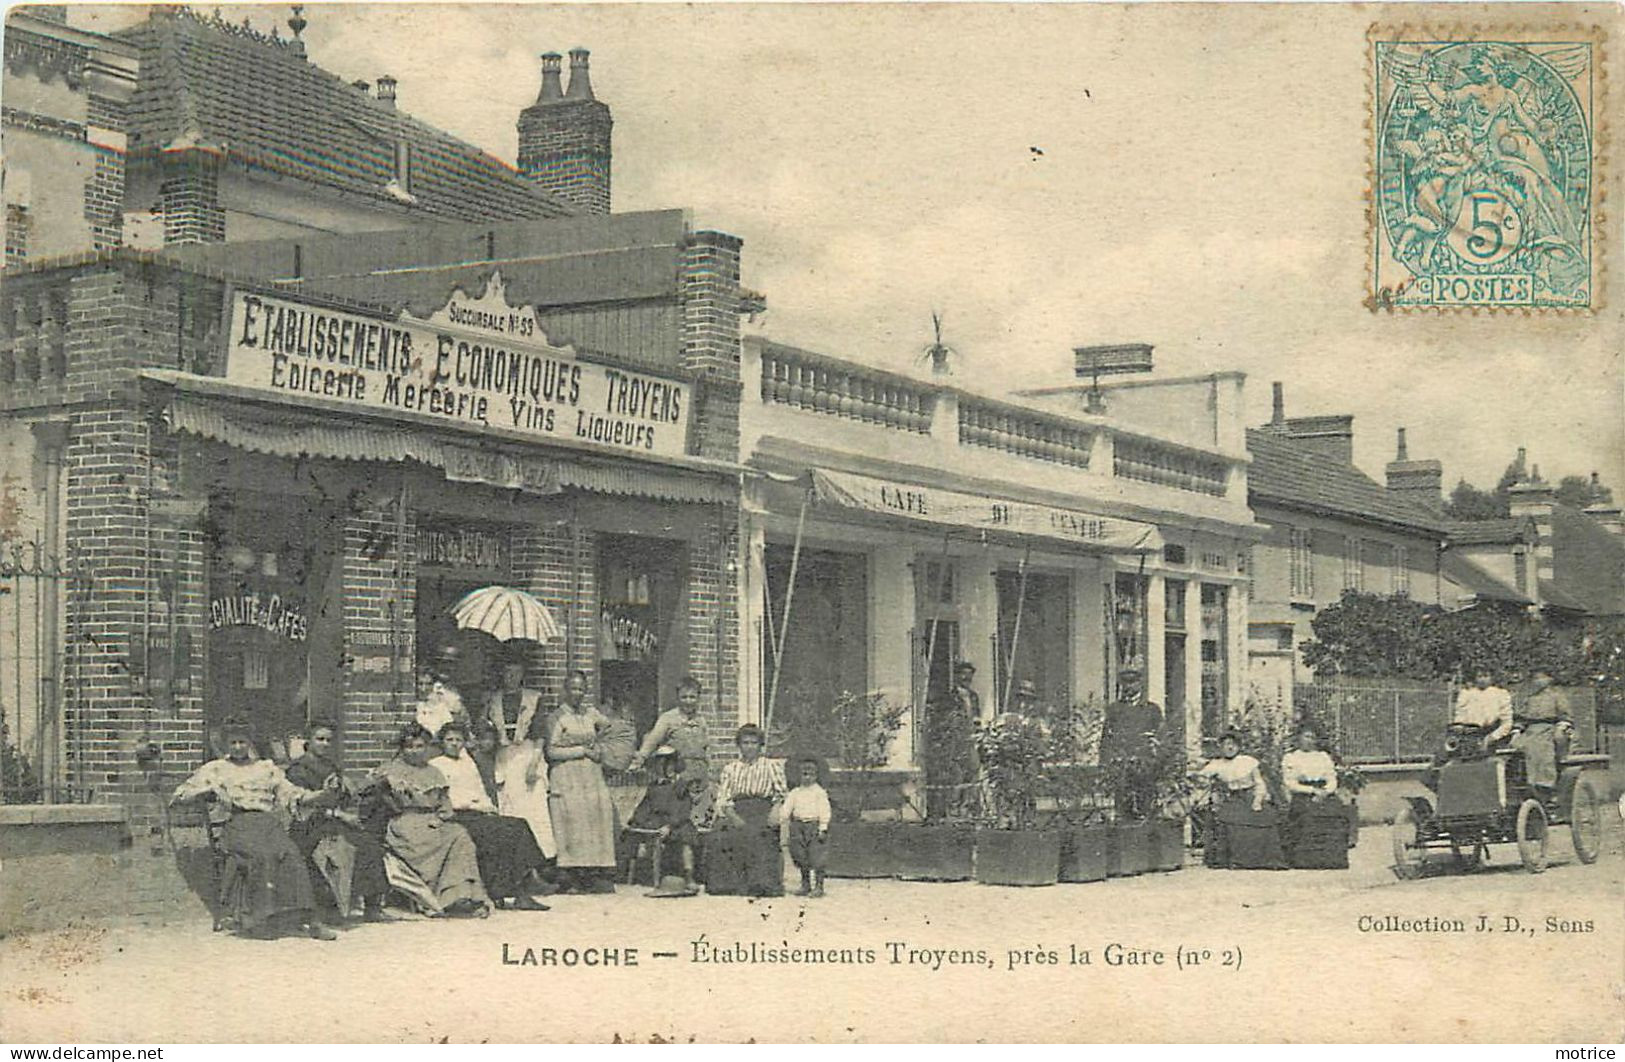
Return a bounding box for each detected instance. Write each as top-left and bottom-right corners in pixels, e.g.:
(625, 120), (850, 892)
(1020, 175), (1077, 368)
(1293, 681), (1602, 764)
(0, 536), (82, 804)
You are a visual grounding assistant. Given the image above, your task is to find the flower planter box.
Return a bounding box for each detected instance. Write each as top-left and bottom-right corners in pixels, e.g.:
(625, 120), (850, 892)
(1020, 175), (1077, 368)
(892, 824), (974, 881)
(824, 820), (902, 879)
(1058, 825), (1111, 883)
(973, 829), (1061, 886)
(1147, 819), (1185, 872)
(1106, 822), (1152, 877)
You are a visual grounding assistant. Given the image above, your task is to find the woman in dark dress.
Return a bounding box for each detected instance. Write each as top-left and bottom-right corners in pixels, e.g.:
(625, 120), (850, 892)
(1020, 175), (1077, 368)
(1197, 730), (1286, 870)
(1280, 724), (1349, 869)
(705, 724), (788, 896)
(285, 719), (392, 922)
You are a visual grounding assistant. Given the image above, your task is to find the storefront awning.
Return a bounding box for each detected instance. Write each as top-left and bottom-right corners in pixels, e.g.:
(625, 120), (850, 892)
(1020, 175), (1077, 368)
(809, 468), (1164, 553)
(165, 391), (734, 504)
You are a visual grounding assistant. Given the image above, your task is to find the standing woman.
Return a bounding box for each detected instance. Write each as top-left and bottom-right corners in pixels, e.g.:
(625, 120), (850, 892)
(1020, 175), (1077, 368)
(499, 704), (558, 862)
(1197, 730), (1286, 870)
(547, 670), (618, 893)
(369, 723), (490, 917)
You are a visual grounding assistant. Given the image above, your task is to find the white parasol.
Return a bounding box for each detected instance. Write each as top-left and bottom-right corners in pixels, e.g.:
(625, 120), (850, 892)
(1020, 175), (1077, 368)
(450, 585), (562, 643)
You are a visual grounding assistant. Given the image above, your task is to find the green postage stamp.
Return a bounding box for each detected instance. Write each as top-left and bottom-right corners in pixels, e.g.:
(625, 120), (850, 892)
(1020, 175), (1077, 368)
(1371, 27), (1604, 310)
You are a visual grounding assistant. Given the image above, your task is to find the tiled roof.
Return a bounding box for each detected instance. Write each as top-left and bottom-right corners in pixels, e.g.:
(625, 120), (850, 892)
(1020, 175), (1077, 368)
(1446, 518), (1537, 546)
(1245, 429), (1448, 534)
(1545, 504), (1625, 616)
(117, 9), (573, 223)
(1441, 551), (1532, 607)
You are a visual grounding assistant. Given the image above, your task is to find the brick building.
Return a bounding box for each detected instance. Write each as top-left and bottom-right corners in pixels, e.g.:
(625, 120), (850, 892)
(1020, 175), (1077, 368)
(0, 7), (751, 835)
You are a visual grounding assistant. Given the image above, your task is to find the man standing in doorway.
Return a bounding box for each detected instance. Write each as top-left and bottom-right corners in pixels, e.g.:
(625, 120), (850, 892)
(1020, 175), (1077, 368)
(925, 661), (982, 820)
(1101, 669), (1167, 821)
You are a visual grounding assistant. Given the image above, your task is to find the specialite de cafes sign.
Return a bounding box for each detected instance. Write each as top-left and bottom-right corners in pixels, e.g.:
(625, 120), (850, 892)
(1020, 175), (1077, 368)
(224, 273), (691, 458)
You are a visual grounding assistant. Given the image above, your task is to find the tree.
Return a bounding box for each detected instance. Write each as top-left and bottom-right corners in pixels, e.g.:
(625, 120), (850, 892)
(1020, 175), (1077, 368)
(1444, 479), (1507, 520)
(1300, 591), (1436, 678)
(1555, 474), (1614, 510)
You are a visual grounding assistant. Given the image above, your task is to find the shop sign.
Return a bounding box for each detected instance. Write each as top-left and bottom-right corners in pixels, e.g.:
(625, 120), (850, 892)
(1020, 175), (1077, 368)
(810, 468), (1163, 552)
(417, 523), (508, 573)
(210, 590), (309, 641)
(345, 630), (415, 692)
(221, 273), (691, 459)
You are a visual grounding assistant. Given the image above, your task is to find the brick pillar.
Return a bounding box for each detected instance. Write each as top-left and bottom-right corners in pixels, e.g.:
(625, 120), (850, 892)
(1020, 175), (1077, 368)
(84, 76), (131, 250)
(159, 151), (226, 246)
(341, 496), (417, 771)
(689, 506), (741, 759)
(680, 230), (744, 462)
(512, 514), (598, 699)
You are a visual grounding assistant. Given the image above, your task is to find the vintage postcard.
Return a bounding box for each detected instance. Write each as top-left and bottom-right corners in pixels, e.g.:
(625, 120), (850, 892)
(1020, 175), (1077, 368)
(0, 1), (1621, 1046)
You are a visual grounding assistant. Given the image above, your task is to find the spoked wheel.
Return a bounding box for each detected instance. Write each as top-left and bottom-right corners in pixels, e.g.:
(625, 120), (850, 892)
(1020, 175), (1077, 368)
(1391, 803), (1429, 879)
(1567, 776), (1604, 865)
(1516, 799), (1549, 873)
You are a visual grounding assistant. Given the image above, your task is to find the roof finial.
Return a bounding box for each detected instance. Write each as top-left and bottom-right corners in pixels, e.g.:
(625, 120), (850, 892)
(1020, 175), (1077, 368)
(287, 4), (307, 45)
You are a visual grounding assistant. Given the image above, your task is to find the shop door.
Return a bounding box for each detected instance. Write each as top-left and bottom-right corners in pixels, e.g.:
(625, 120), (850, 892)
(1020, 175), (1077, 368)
(415, 520), (514, 710)
(205, 498), (339, 759)
(1164, 633), (1187, 744)
(995, 570), (1071, 714)
(598, 533), (689, 744)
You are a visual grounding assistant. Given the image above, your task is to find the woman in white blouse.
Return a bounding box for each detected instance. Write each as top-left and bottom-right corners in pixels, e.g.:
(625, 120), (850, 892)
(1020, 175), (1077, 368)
(1280, 725), (1351, 869)
(1197, 730), (1286, 869)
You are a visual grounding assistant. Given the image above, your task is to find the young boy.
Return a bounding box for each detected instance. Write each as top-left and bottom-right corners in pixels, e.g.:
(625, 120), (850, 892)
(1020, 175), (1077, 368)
(626, 748), (701, 893)
(781, 757), (832, 898)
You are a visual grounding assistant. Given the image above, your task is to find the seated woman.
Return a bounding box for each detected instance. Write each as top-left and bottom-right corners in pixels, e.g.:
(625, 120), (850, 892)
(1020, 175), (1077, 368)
(1197, 730), (1286, 870)
(705, 724), (788, 897)
(430, 721), (551, 910)
(369, 723), (490, 918)
(285, 719), (393, 922)
(1280, 725), (1349, 870)
(170, 718), (337, 940)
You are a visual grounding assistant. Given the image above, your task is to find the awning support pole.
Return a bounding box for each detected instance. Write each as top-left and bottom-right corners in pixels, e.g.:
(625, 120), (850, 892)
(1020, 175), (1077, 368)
(763, 487), (811, 736)
(1001, 543), (1033, 713)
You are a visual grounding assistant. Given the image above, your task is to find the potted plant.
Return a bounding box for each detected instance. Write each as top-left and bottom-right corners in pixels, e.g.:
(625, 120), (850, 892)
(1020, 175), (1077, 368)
(972, 713), (1060, 886)
(893, 696), (977, 881)
(773, 689), (908, 879)
(1048, 700), (1112, 883)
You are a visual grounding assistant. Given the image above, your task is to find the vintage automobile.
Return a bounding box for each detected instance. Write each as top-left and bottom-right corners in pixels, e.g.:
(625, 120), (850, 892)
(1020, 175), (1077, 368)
(1391, 724), (1609, 876)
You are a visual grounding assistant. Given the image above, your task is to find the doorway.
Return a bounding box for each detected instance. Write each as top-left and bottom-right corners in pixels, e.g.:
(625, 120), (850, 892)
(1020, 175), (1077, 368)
(597, 533), (689, 743)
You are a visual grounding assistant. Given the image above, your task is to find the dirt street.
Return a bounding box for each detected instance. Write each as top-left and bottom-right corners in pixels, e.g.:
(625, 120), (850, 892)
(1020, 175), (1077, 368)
(2, 825), (1621, 1044)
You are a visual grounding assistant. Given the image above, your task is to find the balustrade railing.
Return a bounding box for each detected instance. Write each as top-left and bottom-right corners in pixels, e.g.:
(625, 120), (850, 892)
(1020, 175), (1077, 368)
(958, 397), (1092, 468)
(759, 347), (935, 434)
(1113, 438), (1228, 496)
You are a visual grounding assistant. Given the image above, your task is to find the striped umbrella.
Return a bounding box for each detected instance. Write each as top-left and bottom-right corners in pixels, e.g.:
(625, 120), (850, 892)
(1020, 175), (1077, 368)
(450, 585), (562, 643)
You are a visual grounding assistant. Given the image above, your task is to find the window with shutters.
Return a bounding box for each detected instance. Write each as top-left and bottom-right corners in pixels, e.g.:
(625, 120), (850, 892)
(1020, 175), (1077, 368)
(1289, 527), (1314, 600)
(1394, 545), (1411, 595)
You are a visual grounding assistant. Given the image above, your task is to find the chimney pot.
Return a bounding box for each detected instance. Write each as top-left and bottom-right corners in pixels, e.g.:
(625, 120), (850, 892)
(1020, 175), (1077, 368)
(375, 75), (397, 108)
(538, 52), (564, 102)
(1271, 382), (1284, 425)
(1396, 426), (1408, 460)
(352, 79), (371, 94)
(566, 47), (595, 100)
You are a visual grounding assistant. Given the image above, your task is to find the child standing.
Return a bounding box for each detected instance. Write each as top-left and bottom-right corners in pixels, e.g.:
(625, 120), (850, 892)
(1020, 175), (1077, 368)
(781, 757), (832, 897)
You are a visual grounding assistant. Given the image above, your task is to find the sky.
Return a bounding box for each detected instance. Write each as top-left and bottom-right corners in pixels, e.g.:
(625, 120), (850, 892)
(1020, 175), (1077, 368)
(71, 2), (1625, 494)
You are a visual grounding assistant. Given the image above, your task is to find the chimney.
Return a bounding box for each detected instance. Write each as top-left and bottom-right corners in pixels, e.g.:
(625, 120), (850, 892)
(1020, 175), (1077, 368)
(1271, 381), (1285, 426)
(375, 75), (397, 108)
(352, 79), (371, 95)
(1583, 501), (1625, 537)
(566, 48), (595, 100)
(518, 46), (613, 214)
(1385, 427), (1443, 512)
(1279, 414), (1355, 465)
(1508, 473), (1557, 587)
(537, 52), (564, 102)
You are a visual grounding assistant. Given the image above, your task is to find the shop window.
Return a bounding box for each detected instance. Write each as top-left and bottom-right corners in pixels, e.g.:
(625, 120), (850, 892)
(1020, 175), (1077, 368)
(1164, 579), (1188, 721)
(205, 496), (339, 758)
(415, 518), (514, 706)
(763, 544), (868, 737)
(599, 533), (690, 744)
(1164, 580), (1187, 632)
(995, 569), (1071, 713)
(1110, 572), (1148, 700)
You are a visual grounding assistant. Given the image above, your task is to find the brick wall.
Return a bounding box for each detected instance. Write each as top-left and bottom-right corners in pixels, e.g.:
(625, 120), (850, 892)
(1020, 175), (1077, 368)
(159, 152), (226, 246)
(5, 204), (30, 266)
(84, 148), (124, 250)
(690, 506), (741, 751)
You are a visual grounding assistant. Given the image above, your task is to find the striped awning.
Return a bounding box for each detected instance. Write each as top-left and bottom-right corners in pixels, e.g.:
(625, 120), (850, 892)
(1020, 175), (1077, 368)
(164, 392), (731, 504)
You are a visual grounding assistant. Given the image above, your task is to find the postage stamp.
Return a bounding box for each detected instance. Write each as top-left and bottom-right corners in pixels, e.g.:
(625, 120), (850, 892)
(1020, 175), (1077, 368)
(1370, 29), (1603, 310)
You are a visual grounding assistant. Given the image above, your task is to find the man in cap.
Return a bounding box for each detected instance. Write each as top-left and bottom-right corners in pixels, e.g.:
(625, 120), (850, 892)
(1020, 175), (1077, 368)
(171, 719), (339, 940)
(1510, 668), (1573, 793)
(1100, 669), (1167, 820)
(925, 662), (982, 819)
